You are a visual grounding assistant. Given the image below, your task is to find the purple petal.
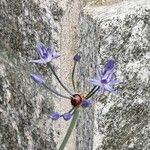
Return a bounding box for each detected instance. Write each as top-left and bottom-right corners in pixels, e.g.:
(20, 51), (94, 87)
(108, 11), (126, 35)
(62, 113), (72, 121)
(31, 74), (44, 84)
(88, 79), (101, 86)
(98, 86), (104, 94)
(36, 43), (48, 59)
(104, 84), (115, 93)
(47, 48), (60, 60)
(50, 112), (60, 120)
(106, 69), (114, 82)
(103, 69), (114, 82)
(96, 67), (102, 80)
(51, 51), (60, 59)
(81, 99), (91, 108)
(47, 48), (53, 54)
(110, 80), (121, 85)
(73, 54), (81, 62)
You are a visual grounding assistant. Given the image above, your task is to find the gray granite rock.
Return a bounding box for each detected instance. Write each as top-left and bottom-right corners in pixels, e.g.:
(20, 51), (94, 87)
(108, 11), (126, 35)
(0, 0), (63, 149)
(77, 0), (150, 150)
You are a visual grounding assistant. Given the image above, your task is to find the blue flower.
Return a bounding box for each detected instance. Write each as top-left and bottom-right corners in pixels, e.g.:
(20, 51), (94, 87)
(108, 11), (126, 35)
(29, 43), (60, 64)
(50, 112), (60, 120)
(31, 74), (44, 84)
(88, 65), (119, 93)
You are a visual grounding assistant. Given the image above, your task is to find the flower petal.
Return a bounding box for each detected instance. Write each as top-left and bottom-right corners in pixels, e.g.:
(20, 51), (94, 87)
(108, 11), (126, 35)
(104, 84), (116, 93)
(107, 70), (114, 82)
(110, 80), (121, 85)
(88, 79), (101, 86)
(47, 48), (53, 54)
(47, 48), (60, 60)
(103, 69), (114, 82)
(51, 51), (60, 59)
(36, 43), (48, 59)
(96, 67), (102, 80)
(98, 86), (104, 94)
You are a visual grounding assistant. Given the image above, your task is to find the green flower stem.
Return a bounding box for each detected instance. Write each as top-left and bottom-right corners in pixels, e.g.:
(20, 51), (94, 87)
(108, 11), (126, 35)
(85, 86), (99, 99)
(71, 62), (77, 91)
(42, 84), (70, 100)
(47, 63), (73, 95)
(59, 109), (80, 150)
(85, 86), (97, 98)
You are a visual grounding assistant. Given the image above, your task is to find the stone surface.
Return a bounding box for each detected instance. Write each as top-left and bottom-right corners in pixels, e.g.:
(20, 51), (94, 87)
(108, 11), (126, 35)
(77, 0), (150, 150)
(0, 0), (61, 149)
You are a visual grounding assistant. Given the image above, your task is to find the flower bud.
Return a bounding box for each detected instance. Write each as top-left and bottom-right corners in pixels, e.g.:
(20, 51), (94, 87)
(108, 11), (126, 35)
(31, 74), (44, 84)
(81, 99), (91, 108)
(73, 54), (81, 62)
(50, 112), (60, 120)
(104, 59), (115, 71)
(62, 113), (72, 121)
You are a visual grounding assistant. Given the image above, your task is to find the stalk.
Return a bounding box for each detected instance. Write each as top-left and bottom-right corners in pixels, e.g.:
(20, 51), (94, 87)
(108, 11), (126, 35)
(47, 63), (72, 95)
(59, 109), (79, 150)
(71, 62), (77, 91)
(42, 84), (70, 99)
(85, 86), (97, 98)
(85, 86), (99, 99)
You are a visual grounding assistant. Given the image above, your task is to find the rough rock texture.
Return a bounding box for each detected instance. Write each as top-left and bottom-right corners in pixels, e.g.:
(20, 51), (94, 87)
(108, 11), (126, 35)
(77, 0), (150, 150)
(0, 0), (80, 149)
(0, 0), (150, 150)
(0, 0), (62, 149)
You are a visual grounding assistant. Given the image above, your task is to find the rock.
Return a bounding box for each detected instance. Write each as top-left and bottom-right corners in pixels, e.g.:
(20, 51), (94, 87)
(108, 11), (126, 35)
(0, 0), (64, 149)
(77, 0), (150, 149)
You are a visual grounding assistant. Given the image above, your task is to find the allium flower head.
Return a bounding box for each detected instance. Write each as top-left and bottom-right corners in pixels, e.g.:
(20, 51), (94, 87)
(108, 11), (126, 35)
(31, 74), (44, 84)
(29, 43), (60, 64)
(49, 93), (91, 121)
(88, 60), (119, 93)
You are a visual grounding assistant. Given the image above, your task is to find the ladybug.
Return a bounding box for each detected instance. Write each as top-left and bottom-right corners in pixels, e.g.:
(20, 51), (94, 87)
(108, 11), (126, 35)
(71, 94), (82, 107)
